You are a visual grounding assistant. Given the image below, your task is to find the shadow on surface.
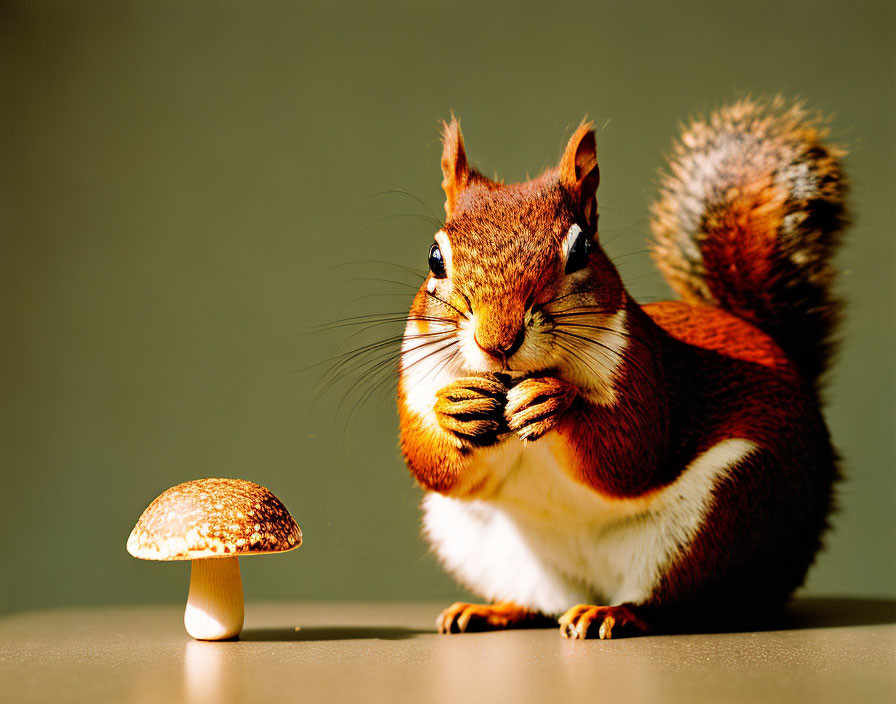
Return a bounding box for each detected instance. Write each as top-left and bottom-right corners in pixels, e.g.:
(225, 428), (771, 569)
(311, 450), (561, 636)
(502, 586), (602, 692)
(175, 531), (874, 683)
(672, 597), (896, 636)
(240, 626), (428, 642)
(774, 597), (896, 630)
(237, 598), (895, 641)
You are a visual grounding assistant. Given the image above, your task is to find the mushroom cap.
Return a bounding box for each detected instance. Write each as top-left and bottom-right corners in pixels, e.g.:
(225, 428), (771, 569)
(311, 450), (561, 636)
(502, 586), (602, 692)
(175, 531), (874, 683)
(127, 478), (302, 561)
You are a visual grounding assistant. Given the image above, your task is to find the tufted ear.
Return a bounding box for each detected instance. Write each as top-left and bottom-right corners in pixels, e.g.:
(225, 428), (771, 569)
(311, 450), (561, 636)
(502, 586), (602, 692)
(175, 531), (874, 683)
(559, 121), (600, 229)
(440, 117), (502, 217)
(440, 117), (473, 216)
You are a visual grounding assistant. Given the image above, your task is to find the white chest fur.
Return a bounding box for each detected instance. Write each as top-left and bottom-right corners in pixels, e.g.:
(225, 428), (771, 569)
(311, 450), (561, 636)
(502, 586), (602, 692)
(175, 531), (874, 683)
(422, 435), (757, 615)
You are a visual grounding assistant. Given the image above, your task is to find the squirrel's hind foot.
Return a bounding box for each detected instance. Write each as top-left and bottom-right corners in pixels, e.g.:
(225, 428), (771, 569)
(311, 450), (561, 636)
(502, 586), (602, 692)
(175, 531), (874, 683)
(436, 601), (552, 634)
(559, 604), (649, 640)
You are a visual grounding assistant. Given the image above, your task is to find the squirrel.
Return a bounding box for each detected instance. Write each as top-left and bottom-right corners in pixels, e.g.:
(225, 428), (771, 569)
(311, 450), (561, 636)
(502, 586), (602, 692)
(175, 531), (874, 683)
(396, 98), (846, 639)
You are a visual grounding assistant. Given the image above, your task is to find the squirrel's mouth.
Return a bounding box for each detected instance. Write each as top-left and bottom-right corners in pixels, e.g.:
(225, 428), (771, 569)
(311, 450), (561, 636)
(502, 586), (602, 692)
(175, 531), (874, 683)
(456, 310), (564, 377)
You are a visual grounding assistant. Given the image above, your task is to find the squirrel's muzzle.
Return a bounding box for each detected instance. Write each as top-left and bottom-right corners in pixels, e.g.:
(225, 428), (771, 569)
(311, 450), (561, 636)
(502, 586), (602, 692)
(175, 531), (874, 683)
(474, 304), (526, 362)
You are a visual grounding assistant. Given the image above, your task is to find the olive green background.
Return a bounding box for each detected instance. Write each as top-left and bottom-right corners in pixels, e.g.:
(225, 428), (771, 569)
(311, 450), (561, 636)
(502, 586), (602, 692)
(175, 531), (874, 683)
(1, 0), (893, 616)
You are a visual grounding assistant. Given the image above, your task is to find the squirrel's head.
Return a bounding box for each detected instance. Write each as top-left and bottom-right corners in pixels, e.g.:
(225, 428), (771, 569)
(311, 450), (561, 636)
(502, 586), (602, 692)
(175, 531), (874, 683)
(403, 118), (629, 396)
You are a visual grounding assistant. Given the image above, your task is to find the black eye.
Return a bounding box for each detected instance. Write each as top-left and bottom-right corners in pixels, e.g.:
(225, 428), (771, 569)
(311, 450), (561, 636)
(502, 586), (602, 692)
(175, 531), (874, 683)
(429, 242), (447, 279)
(564, 229), (592, 274)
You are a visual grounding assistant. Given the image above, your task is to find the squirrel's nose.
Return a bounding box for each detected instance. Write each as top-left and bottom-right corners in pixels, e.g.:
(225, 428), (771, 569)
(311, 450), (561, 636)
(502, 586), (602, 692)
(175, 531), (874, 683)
(475, 327), (526, 361)
(474, 302), (526, 362)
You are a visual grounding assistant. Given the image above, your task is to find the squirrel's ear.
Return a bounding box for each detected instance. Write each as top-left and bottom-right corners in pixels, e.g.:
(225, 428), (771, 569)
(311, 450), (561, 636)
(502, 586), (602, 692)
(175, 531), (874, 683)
(559, 121), (600, 229)
(440, 117), (472, 216)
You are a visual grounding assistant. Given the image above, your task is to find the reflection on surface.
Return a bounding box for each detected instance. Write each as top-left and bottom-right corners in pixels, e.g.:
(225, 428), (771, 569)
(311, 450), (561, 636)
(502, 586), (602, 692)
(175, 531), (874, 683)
(170, 599), (896, 704)
(431, 629), (562, 701)
(184, 640), (243, 704)
(3, 600), (891, 704)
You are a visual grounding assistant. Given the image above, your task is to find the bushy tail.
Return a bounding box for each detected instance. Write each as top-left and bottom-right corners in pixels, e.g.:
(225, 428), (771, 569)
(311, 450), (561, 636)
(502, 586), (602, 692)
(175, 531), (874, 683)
(650, 98), (848, 389)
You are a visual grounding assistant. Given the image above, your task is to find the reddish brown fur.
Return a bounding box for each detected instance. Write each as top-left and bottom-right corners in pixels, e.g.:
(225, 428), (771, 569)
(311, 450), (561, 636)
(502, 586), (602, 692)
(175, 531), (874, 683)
(399, 102), (844, 636)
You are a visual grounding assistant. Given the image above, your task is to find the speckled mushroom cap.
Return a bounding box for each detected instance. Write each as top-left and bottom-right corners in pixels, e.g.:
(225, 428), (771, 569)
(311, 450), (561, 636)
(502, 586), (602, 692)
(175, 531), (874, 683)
(127, 478), (302, 561)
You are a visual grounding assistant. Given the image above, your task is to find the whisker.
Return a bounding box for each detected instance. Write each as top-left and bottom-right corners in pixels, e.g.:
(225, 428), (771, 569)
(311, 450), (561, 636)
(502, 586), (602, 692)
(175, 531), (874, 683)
(610, 249), (650, 263)
(371, 189), (444, 227)
(309, 312), (456, 333)
(335, 329), (454, 369)
(392, 338), (461, 391)
(554, 327), (663, 401)
(425, 290), (468, 319)
(313, 343), (405, 400)
(317, 333), (456, 407)
(340, 334), (460, 438)
(335, 292), (417, 312)
(330, 259), (427, 280)
(540, 290), (586, 308)
(317, 331), (416, 364)
(354, 340), (459, 412)
(598, 220), (644, 246)
(547, 305), (616, 318)
(554, 331), (621, 374)
(348, 277), (422, 291)
(311, 330), (452, 390)
(554, 321), (637, 339)
(554, 329), (625, 360)
(553, 337), (602, 381)
(554, 329), (664, 401)
(361, 213), (442, 231)
(427, 346), (462, 388)
(621, 272), (662, 282)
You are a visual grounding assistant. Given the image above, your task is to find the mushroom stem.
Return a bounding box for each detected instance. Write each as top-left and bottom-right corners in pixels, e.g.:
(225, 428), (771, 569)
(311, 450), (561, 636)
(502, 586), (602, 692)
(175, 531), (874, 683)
(184, 557), (245, 640)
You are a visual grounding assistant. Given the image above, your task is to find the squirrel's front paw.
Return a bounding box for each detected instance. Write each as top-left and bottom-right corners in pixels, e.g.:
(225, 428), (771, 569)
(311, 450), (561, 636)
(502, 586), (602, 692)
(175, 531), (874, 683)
(434, 375), (508, 447)
(505, 376), (576, 442)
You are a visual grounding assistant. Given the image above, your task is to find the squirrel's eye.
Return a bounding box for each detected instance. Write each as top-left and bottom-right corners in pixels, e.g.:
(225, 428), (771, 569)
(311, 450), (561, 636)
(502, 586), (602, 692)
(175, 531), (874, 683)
(564, 229), (592, 274)
(429, 242), (447, 279)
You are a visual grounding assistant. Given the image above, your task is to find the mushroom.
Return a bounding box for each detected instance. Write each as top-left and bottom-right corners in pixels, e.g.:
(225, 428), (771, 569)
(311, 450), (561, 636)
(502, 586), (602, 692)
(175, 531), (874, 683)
(127, 478), (301, 640)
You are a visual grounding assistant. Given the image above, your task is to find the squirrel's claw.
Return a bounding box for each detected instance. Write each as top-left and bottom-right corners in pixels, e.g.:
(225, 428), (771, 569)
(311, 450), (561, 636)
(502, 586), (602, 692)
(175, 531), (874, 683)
(435, 375), (507, 401)
(505, 376), (576, 441)
(434, 375), (509, 447)
(436, 601), (550, 634)
(558, 604), (648, 640)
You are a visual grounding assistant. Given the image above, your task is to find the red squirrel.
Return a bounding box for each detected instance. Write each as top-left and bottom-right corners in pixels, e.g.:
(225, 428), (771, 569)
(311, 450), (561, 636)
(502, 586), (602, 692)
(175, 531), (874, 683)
(397, 99), (845, 639)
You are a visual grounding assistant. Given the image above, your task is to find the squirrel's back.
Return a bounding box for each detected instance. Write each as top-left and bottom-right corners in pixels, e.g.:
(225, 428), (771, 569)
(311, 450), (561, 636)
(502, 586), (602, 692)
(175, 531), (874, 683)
(650, 99), (847, 390)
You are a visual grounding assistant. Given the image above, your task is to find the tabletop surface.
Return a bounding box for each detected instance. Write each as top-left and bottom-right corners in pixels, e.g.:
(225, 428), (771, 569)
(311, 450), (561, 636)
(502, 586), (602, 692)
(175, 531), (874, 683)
(2, 598), (894, 704)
